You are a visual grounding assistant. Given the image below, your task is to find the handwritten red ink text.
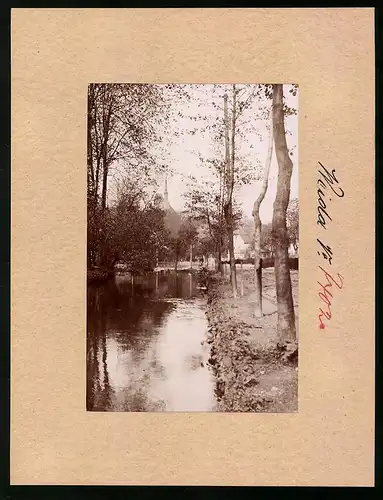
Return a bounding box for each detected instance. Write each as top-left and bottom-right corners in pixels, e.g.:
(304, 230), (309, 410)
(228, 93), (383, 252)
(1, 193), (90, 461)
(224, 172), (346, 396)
(317, 265), (344, 329)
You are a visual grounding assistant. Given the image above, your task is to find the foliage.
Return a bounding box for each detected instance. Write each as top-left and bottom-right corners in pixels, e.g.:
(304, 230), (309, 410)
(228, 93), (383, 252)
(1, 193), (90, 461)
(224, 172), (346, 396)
(87, 83), (167, 269)
(261, 224), (273, 257)
(108, 196), (169, 272)
(286, 198), (299, 252)
(184, 172), (241, 261)
(87, 83), (299, 277)
(167, 218), (199, 264)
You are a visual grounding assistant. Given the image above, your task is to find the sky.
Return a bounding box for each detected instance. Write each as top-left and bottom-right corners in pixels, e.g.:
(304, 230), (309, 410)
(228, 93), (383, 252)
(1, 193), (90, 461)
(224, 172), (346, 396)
(109, 84), (298, 224)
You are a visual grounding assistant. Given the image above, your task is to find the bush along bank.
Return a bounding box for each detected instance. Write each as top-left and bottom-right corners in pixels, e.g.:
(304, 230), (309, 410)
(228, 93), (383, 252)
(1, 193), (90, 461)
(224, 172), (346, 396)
(87, 268), (115, 284)
(205, 273), (298, 413)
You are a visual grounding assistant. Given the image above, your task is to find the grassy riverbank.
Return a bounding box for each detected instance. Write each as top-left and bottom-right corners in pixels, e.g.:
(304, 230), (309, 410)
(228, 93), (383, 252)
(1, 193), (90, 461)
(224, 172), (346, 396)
(205, 268), (298, 412)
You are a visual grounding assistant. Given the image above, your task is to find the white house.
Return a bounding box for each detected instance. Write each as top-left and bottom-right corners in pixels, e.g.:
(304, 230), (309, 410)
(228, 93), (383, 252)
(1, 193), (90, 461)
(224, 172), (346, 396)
(227, 228), (299, 261)
(224, 229), (253, 261)
(233, 232), (249, 259)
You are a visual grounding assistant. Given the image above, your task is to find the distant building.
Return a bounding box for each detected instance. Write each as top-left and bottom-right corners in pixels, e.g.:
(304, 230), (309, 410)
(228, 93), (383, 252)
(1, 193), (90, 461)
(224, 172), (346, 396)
(155, 177), (182, 237)
(223, 227), (253, 261)
(233, 230), (251, 260)
(232, 225), (299, 260)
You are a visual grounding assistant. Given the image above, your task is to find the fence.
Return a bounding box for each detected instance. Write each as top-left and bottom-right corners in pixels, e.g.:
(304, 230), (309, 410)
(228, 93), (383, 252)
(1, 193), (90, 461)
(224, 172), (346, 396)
(222, 257), (299, 270)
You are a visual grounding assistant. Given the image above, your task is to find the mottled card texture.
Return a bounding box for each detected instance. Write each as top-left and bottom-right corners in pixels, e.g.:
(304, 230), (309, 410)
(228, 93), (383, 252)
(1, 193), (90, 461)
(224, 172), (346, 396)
(11, 8), (375, 486)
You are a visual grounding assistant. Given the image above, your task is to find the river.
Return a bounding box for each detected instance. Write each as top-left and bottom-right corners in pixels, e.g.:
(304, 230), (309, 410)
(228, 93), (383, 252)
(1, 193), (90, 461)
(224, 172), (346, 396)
(87, 271), (217, 412)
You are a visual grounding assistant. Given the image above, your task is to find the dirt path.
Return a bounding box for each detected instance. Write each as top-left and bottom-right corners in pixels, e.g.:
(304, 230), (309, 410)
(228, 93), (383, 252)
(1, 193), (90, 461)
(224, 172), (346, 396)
(205, 269), (298, 412)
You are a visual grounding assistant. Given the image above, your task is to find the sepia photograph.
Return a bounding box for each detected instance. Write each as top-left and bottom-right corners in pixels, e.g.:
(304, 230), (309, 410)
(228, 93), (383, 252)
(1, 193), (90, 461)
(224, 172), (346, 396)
(10, 7), (375, 487)
(87, 83), (298, 412)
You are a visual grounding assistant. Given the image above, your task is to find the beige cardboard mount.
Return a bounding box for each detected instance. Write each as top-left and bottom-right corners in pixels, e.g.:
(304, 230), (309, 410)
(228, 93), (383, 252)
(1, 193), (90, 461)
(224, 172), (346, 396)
(11, 8), (375, 486)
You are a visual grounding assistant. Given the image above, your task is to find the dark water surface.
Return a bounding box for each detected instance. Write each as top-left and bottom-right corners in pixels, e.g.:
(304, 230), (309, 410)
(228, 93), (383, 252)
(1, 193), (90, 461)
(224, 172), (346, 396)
(87, 271), (216, 412)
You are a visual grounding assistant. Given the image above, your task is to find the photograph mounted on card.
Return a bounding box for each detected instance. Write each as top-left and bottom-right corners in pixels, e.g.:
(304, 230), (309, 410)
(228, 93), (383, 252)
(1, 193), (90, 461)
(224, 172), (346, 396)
(86, 82), (299, 413)
(11, 8), (374, 486)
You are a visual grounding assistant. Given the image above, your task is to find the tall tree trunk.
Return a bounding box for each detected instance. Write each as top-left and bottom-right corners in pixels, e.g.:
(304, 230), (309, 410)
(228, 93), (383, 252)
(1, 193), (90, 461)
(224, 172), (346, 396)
(252, 110), (273, 317)
(223, 91), (237, 298)
(99, 90), (113, 267)
(87, 84), (97, 269)
(230, 85), (238, 296)
(218, 169), (225, 276)
(174, 248), (179, 272)
(101, 163), (108, 210)
(101, 123), (111, 210)
(217, 242), (223, 275)
(87, 84), (95, 200)
(227, 200), (237, 295)
(101, 88), (113, 211)
(190, 244), (193, 269)
(272, 84), (296, 342)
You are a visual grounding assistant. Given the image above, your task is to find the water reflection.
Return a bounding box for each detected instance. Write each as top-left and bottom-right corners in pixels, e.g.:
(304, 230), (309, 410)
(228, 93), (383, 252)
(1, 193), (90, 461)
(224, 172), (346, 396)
(87, 272), (216, 412)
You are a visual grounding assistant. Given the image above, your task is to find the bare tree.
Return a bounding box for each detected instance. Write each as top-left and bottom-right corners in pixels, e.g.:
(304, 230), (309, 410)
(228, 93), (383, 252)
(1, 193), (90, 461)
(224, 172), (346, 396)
(252, 107), (273, 317)
(286, 198), (299, 254)
(223, 88), (238, 298)
(87, 84), (165, 268)
(272, 84), (296, 342)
